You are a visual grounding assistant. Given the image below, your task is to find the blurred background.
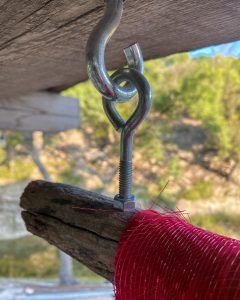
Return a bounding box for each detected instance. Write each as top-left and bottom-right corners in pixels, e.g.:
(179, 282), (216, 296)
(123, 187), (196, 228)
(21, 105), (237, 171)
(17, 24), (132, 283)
(0, 42), (240, 299)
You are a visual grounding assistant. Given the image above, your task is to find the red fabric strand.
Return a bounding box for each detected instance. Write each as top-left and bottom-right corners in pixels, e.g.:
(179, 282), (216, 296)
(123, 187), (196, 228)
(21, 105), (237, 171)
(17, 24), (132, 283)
(114, 209), (240, 300)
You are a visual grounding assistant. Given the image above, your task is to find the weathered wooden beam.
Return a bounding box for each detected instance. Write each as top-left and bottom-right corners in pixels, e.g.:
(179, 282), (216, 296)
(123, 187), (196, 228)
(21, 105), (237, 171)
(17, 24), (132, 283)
(0, 92), (80, 132)
(1, 1), (240, 98)
(20, 180), (137, 282)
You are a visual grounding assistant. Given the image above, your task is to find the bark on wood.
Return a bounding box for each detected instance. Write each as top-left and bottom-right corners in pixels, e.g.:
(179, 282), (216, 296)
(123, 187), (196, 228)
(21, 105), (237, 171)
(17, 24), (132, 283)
(0, 92), (80, 132)
(20, 180), (137, 282)
(1, 0), (240, 98)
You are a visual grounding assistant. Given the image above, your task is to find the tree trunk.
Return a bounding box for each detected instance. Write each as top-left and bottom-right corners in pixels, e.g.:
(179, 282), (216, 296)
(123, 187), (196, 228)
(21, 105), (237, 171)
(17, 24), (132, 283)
(20, 180), (137, 282)
(59, 251), (77, 285)
(30, 132), (76, 285)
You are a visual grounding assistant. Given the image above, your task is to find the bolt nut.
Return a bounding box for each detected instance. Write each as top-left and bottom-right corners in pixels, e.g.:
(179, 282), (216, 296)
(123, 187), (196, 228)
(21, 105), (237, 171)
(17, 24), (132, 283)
(114, 194), (136, 211)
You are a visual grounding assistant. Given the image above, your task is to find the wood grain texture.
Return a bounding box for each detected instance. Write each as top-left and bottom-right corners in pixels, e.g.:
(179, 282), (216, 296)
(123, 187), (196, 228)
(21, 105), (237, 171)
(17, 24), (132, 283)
(0, 0), (240, 98)
(20, 180), (137, 281)
(0, 92), (80, 132)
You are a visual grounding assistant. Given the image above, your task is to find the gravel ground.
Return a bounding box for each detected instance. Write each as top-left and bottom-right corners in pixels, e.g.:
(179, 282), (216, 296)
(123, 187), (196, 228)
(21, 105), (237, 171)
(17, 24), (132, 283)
(0, 279), (114, 300)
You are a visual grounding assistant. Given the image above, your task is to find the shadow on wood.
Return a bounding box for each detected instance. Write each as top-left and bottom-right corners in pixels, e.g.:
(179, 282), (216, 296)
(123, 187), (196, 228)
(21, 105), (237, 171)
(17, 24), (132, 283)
(20, 180), (137, 282)
(1, 0), (240, 98)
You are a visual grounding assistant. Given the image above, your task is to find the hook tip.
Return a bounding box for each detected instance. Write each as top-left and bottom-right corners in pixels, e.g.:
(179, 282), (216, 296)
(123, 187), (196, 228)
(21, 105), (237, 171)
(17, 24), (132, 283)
(124, 43), (144, 74)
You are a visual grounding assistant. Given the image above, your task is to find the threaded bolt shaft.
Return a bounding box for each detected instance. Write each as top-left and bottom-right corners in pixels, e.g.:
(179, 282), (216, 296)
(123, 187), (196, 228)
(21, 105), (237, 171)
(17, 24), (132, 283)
(119, 159), (133, 201)
(114, 158), (135, 211)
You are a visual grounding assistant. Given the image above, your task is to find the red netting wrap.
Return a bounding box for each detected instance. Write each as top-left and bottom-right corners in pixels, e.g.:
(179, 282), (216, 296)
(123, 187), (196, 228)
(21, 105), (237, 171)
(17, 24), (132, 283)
(114, 209), (240, 300)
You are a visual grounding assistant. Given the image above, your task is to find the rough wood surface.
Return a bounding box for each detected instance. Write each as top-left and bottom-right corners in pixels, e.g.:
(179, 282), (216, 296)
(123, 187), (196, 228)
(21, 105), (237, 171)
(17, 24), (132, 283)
(20, 180), (137, 282)
(0, 92), (80, 132)
(1, 0), (240, 98)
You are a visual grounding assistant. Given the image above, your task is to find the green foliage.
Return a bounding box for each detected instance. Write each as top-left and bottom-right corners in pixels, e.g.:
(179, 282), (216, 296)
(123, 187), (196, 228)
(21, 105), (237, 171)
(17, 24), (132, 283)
(181, 180), (214, 201)
(63, 82), (112, 143)
(182, 57), (238, 157)
(191, 213), (240, 237)
(0, 131), (35, 182)
(5, 132), (24, 148)
(0, 236), (58, 278)
(144, 54), (193, 116)
(0, 236), (101, 280)
(64, 54), (240, 165)
(166, 156), (182, 179)
(58, 165), (83, 185)
(0, 157), (35, 182)
(0, 236), (47, 259)
(0, 147), (6, 164)
(147, 55), (240, 162)
(145, 55), (240, 161)
(136, 120), (164, 162)
(73, 262), (103, 281)
(178, 57), (240, 160)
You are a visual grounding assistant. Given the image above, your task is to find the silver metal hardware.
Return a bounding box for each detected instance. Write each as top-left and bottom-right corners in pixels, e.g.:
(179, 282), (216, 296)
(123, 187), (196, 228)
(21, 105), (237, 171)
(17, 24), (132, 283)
(102, 68), (151, 210)
(86, 0), (152, 211)
(86, 0), (144, 102)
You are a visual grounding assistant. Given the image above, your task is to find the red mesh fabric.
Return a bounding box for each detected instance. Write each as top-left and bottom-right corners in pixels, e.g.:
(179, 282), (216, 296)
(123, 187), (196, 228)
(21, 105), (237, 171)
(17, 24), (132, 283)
(114, 209), (240, 300)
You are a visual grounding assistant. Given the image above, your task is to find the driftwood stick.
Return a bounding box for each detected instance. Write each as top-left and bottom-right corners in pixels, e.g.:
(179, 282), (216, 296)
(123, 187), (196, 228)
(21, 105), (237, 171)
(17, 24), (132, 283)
(20, 180), (137, 282)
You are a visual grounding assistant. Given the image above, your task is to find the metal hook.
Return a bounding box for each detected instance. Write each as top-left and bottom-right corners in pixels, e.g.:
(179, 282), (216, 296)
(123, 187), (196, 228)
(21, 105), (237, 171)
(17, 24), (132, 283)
(86, 0), (144, 102)
(102, 68), (152, 210)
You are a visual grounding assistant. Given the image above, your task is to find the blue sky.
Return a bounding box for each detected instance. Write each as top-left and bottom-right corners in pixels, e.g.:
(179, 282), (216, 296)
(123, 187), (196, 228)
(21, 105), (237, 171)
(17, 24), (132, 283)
(190, 40), (240, 58)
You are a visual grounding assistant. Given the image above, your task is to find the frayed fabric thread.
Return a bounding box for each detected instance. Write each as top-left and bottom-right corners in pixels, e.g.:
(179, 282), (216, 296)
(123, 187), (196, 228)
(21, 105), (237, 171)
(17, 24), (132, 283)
(114, 209), (240, 300)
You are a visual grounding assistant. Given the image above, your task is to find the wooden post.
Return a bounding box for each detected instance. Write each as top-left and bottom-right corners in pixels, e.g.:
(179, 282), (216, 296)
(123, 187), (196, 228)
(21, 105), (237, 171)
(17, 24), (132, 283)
(0, 92), (80, 132)
(20, 180), (137, 282)
(1, 1), (240, 99)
